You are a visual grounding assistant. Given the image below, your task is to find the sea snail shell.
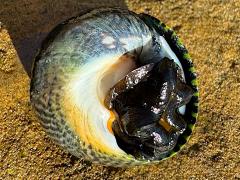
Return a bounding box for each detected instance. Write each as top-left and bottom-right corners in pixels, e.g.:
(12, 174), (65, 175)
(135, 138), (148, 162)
(30, 8), (198, 167)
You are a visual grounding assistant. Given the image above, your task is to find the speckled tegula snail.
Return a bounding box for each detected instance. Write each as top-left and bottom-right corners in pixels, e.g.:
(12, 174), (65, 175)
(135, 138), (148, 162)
(30, 8), (199, 167)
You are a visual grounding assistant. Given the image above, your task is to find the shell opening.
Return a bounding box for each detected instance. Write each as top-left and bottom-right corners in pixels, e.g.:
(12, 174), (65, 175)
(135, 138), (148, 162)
(95, 30), (194, 160)
(104, 56), (194, 160)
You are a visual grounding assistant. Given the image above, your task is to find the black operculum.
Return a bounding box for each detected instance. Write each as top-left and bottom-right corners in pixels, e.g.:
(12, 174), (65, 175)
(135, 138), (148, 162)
(105, 57), (194, 160)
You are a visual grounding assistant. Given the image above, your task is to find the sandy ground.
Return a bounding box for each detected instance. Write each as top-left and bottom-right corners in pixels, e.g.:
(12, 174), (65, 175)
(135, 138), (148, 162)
(0, 0), (240, 179)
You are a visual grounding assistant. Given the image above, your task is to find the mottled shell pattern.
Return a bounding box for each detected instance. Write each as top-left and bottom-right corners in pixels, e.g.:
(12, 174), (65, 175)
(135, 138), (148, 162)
(30, 8), (198, 167)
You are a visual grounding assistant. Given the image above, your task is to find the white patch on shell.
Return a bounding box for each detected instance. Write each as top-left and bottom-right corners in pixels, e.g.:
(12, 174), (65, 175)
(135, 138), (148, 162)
(119, 36), (142, 50)
(101, 33), (116, 49)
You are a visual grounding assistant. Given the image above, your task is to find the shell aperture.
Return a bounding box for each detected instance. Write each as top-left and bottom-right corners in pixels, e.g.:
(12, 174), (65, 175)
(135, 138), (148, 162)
(105, 58), (194, 160)
(30, 8), (198, 166)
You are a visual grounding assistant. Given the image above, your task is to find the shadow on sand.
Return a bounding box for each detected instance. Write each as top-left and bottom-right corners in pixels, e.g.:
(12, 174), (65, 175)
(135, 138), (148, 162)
(0, 0), (127, 76)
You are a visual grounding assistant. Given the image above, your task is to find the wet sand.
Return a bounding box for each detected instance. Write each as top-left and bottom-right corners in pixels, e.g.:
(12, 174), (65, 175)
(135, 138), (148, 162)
(0, 0), (240, 179)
